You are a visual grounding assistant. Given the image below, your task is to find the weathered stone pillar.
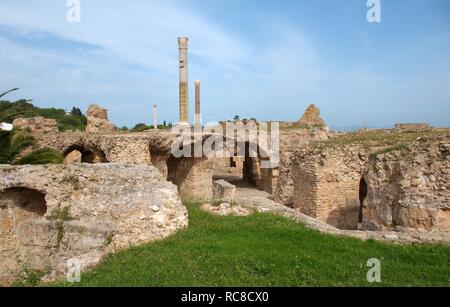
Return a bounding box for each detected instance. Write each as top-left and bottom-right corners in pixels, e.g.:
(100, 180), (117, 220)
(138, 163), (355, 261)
(178, 37), (189, 124)
(195, 80), (201, 127)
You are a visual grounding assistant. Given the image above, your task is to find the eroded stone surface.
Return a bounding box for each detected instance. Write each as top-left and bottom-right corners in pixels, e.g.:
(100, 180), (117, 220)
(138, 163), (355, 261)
(292, 145), (370, 229)
(12, 117), (58, 134)
(298, 104), (326, 128)
(0, 164), (188, 284)
(86, 104), (115, 133)
(363, 138), (450, 231)
(213, 180), (236, 201)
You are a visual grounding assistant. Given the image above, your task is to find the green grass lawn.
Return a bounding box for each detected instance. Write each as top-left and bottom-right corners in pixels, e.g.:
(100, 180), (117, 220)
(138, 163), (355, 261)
(56, 203), (450, 287)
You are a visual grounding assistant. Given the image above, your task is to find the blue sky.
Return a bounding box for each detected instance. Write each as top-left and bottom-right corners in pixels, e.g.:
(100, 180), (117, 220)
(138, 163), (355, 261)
(0, 0), (449, 128)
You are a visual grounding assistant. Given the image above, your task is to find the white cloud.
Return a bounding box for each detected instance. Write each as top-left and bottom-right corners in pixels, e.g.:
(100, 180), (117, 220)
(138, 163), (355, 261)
(1, 1), (449, 127)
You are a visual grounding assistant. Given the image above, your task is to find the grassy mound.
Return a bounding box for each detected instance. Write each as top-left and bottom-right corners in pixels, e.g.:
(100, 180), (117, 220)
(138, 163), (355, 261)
(56, 203), (449, 287)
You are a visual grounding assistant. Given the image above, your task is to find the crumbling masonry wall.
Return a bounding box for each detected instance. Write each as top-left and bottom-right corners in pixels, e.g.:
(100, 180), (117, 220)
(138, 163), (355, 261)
(363, 137), (450, 231)
(274, 129), (330, 206)
(35, 132), (152, 165)
(292, 146), (369, 229)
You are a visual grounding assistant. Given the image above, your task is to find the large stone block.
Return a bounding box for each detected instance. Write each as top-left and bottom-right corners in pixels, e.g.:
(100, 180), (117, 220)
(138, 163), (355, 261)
(0, 164), (188, 284)
(213, 180), (236, 200)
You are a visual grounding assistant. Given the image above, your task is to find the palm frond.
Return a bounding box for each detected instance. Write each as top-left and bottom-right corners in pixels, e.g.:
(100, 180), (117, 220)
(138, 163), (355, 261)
(14, 148), (64, 165)
(0, 131), (12, 164)
(8, 129), (36, 160)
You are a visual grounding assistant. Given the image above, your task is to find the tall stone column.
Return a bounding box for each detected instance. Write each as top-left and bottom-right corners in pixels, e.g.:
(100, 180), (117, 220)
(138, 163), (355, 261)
(178, 37), (189, 124)
(195, 80), (201, 127)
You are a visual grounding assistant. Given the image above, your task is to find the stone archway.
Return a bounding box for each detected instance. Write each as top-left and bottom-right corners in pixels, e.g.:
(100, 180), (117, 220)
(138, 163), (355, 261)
(0, 188), (47, 227)
(213, 141), (274, 194)
(359, 177), (368, 223)
(63, 145), (107, 164)
(150, 149), (171, 179)
(0, 187), (48, 281)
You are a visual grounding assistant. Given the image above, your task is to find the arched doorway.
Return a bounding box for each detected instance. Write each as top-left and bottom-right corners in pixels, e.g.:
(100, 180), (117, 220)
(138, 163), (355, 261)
(213, 141), (273, 194)
(0, 187), (48, 280)
(63, 145), (107, 164)
(0, 187), (47, 233)
(359, 177), (368, 223)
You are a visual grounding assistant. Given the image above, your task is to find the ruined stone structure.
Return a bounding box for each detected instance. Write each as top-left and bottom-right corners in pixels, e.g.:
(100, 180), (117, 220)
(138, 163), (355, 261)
(292, 145), (370, 229)
(298, 104), (326, 128)
(178, 37), (189, 124)
(291, 132), (450, 232)
(363, 137), (450, 232)
(33, 129), (216, 200)
(86, 104), (115, 133)
(395, 123), (433, 133)
(35, 132), (152, 165)
(0, 164), (188, 284)
(273, 128), (330, 206)
(0, 98), (450, 286)
(12, 117), (59, 134)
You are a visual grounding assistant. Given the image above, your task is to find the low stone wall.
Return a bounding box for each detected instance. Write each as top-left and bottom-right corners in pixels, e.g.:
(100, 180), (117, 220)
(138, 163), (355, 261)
(363, 137), (450, 231)
(0, 164), (188, 284)
(35, 132), (153, 165)
(394, 123), (432, 133)
(235, 193), (450, 245)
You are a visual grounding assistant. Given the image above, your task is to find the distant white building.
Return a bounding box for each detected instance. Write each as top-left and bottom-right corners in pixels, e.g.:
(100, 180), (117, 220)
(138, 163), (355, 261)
(0, 122), (13, 131)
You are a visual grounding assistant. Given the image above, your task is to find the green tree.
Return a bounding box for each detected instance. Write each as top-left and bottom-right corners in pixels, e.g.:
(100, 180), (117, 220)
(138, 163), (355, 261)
(70, 107), (83, 117)
(131, 123), (152, 132)
(0, 100), (88, 131)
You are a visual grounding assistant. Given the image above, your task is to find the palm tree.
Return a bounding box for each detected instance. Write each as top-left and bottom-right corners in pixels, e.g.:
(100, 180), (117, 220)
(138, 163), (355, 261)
(0, 129), (64, 165)
(0, 101), (25, 123)
(0, 88), (19, 99)
(0, 93), (64, 165)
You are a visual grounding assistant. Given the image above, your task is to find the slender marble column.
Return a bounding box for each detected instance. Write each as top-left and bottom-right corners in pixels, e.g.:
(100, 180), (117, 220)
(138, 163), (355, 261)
(153, 104), (158, 129)
(195, 80), (201, 127)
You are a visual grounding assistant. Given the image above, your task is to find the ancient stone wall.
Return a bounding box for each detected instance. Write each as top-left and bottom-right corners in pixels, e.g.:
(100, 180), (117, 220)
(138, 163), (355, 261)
(292, 145), (369, 229)
(12, 117), (59, 133)
(35, 132), (152, 165)
(34, 131), (217, 200)
(0, 164), (188, 285)
(273, 129), (330, 206)
(363, 137), (450, 231)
